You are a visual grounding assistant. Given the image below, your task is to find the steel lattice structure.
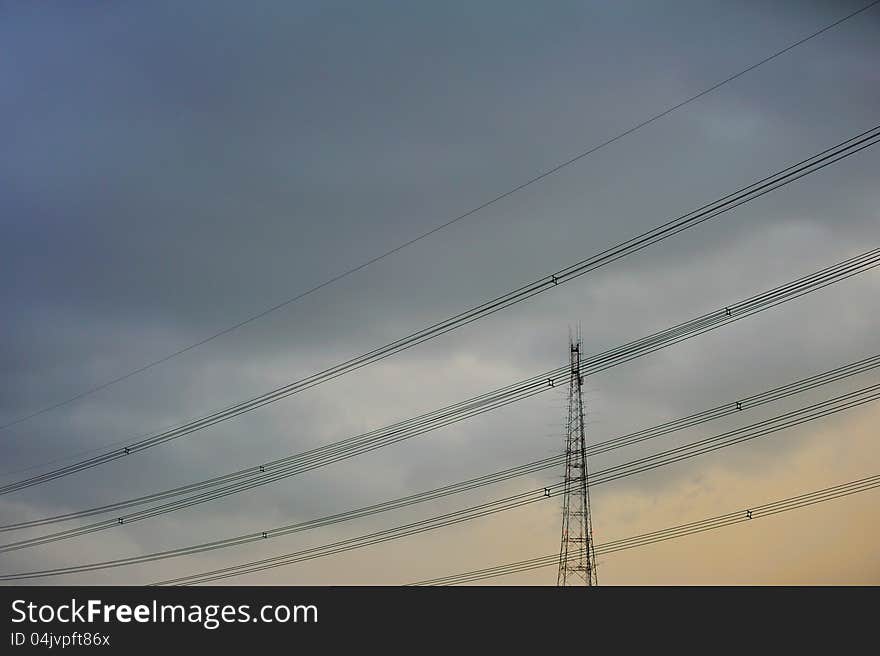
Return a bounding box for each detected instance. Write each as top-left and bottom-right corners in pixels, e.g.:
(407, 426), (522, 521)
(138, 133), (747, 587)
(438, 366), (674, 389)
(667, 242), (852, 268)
(557, 337), (598, 586)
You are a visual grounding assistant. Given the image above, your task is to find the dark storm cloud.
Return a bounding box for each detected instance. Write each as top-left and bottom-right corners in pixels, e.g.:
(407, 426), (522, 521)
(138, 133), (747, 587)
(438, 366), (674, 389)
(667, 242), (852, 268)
(1, 1), (878, 584)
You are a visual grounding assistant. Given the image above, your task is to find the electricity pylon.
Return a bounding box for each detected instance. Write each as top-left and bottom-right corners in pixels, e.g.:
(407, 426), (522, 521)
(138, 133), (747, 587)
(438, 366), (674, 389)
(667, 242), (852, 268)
(556, 335), (598, 586)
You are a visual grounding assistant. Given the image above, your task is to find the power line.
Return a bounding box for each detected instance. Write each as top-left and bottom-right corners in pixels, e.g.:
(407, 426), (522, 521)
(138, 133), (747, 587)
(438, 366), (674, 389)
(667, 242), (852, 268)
(12, 336), (873, 555)
(5, 377), (874, 582)
(4, 126), (879, 495)
(4, 248), (877, 537)
(409, 474), (880, 585)
(2, 350), (874, 554)
(4, 0), (876, 434)
(146, 385), (879, 586)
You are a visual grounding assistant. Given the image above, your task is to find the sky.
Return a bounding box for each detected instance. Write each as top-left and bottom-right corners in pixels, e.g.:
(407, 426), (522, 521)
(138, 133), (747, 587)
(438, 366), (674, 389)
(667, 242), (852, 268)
(1, 0), (879, 585)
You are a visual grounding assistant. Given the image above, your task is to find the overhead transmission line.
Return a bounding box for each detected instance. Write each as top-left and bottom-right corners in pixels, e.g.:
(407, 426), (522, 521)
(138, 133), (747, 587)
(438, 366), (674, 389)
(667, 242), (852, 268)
(409, 473), (880, 585)
(4, 126), (880, 495)
(3, 0), (876, 434)
(151, 383), (880, 587)
(5, 378), (876, 582)
(3, 247), (878, 533)
(2, 350), (878, 554)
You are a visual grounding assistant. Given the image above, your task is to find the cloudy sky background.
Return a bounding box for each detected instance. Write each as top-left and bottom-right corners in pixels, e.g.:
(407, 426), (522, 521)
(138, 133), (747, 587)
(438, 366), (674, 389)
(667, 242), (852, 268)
(2, 0), (879, 585)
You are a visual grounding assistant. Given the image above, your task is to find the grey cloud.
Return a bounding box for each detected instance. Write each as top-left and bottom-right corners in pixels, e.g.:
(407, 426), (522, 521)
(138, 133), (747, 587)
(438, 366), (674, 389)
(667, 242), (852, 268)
(1, 0), (878, 584)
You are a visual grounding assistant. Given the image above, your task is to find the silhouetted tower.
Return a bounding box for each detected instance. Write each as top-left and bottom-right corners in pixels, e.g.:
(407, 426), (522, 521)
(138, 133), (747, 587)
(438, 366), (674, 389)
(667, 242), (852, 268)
(556, 335), (598, 586)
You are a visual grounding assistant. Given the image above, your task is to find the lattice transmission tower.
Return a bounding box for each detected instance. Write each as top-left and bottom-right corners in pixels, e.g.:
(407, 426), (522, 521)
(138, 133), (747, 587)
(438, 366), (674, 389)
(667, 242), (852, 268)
(556, 335), (598, 586)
